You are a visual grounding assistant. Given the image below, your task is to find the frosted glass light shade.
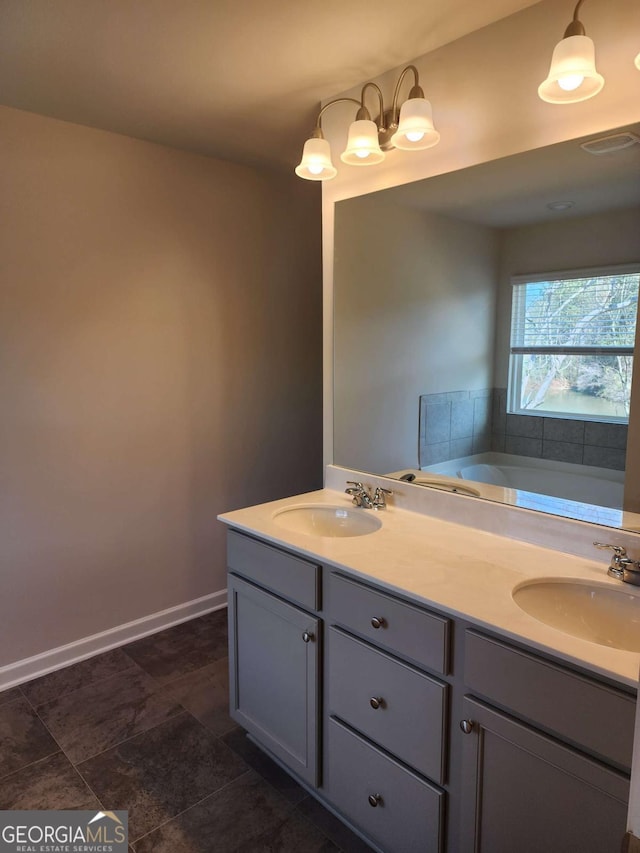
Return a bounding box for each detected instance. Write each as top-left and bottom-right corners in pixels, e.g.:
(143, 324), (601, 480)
(340, 120), (385, 165)
(391, 98), (440, 150)
(635, 52), (640, 70)
(295, 137), (337, 181)
(538, 35), (604, 103)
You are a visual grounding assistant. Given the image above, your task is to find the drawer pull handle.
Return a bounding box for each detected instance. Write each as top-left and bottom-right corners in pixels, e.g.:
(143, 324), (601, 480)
(370, 697), (384, 710)
(370, 616), (386, 629)
(302, 631), (314, 643)
(368, 793), (383, 808)
(460, 719), (474, 734)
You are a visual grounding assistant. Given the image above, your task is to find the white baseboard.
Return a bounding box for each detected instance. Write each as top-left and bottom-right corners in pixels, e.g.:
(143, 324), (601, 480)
(0, 589), (227, 692)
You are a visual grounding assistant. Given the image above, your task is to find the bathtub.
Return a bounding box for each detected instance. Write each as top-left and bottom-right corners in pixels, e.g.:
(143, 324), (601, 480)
(422, 452), (624, 510)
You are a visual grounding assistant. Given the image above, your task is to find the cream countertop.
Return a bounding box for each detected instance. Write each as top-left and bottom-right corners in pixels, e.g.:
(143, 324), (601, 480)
(219, 487), (640, 689)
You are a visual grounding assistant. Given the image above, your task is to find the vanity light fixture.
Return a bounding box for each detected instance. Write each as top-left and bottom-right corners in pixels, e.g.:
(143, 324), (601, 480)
(340, 83), (386, 166)
(389, 65), (440, 151)
(538, 0), (604, 104)
(295, 65), (439, 181)
(635, 53), (640, 70)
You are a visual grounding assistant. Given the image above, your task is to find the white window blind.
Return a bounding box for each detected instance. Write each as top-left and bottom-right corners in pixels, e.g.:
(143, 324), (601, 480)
(511, 270), (639, 353)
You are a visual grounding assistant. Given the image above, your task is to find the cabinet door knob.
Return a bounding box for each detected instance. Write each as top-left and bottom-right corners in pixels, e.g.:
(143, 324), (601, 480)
(370, 696), (384, 710)
(302, 631), (314, 643)
(370, 616), (386, 629)
(460, 719), (474, 734)
(368, 793), (383, 808)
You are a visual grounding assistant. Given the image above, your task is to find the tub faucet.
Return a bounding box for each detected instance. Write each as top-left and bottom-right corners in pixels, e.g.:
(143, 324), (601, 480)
(593, 542), (640, 586)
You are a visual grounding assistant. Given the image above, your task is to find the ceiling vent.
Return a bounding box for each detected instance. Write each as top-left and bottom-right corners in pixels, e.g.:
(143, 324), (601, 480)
(580, 132), (640, 155)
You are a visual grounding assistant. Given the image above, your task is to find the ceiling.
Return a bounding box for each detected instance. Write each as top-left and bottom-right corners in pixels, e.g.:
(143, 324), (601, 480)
(366, 124), (640, 227)
(0, 0), (540, 173)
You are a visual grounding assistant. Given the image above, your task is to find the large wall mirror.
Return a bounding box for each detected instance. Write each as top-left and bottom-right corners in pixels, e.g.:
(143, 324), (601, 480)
(333, 123), (640, 530)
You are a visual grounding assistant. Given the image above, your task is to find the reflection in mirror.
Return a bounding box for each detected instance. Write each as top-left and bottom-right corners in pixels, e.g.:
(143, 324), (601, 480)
(333, 124), (640, 530)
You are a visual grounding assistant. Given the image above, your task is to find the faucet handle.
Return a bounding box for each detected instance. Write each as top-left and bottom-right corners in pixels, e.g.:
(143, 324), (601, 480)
(372, 486), (393, 510)
(346, 481), (371, 508)
(593, 542), (633, 582)
(593, 542), (628, 558)
(345, 481), (365, 497)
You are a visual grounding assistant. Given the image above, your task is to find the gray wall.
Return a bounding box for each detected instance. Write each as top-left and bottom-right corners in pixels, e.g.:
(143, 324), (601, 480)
(0, 105), (322, 668)
(334, 195), (498, 474)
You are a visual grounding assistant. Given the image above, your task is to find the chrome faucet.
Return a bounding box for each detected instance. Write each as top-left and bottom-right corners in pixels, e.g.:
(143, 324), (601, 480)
(345, 482), (392, 510)
(593, 542), (640, 586)
(345, 481), (373, 508)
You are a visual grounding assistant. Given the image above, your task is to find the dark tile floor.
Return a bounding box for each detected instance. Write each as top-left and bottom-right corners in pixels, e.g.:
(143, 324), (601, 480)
(0, 609), (374, 852)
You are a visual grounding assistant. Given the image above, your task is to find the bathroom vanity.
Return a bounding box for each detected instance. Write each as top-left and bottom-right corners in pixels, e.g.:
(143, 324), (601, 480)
(220, 482), (639, 853)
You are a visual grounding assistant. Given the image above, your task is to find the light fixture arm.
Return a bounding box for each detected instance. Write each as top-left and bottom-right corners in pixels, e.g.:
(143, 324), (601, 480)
(390, 65), (425, 126)
(563, 0), (586, 38)
(312, 97), (362, 138)
(358, 82), (385, 128)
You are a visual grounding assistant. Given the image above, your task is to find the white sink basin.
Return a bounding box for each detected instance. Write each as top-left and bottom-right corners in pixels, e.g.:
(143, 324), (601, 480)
(513, 578), (640, 652)
(273, 504), (382, 538)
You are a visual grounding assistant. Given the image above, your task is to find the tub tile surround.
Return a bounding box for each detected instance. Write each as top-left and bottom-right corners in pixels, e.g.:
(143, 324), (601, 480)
(420, 387), (628, 470)
(420, 389), (493, 466)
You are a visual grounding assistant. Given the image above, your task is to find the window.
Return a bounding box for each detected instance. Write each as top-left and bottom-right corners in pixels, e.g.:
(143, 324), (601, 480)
(508, 265), (640, 423)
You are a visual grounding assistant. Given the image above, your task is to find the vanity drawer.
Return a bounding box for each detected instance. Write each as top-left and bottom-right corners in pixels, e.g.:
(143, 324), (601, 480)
(327, 717), (444, 853)
(329, 572), (449, 674)
(329, 627), (446, 783)
(464, 630), (635, 769)
(227, 529), (320, 611)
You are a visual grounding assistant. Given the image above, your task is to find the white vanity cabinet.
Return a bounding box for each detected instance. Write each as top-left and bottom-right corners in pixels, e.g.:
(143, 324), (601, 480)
(226, 530), (322, 786)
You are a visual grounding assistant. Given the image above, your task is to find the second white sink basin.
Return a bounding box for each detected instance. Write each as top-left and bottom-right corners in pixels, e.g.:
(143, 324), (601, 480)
(513, 578), (640, 652)
(273, 504), (382, 538)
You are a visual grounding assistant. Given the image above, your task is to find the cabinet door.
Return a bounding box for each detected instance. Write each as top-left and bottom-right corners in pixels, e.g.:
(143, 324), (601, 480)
(228, 574), (320, 786)
(460, 696), (629, 853)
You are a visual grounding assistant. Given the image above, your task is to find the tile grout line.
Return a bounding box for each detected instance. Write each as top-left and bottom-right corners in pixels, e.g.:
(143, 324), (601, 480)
(25, 662), (219, 766)
(0, 748), (64, 786)
(67, 681), (236, 770)
(64, 701), (235, 768)
(69, 760), (109, 813)
(24, 661), (150, 710)
(72, 709), (191, 769)
(24, 660), (229, 769)
(127, 715), (310, 847)
(128, 768), (255, 847)
(23, 650), (226, 712)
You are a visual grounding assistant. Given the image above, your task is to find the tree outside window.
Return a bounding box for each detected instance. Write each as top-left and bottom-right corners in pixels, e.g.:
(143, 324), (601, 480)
(508, 266), (640, 422)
